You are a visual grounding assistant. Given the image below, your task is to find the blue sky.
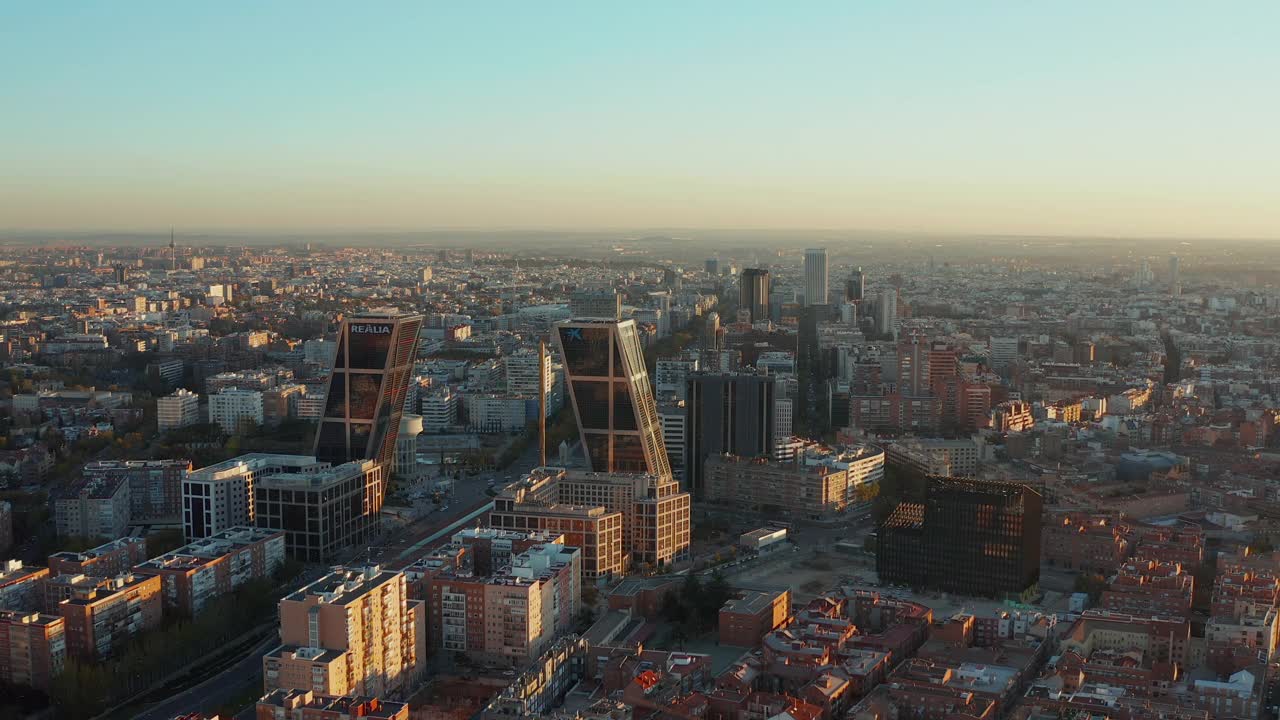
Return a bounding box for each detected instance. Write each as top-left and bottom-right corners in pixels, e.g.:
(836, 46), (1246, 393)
(2, 2), (1277, 237)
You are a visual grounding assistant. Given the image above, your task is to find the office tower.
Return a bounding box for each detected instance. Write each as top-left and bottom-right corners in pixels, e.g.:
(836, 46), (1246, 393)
(265, 566), (424, 698)
(846, 266), (865, 302)
(876, 289), (897, 337)
(685, 372), (776, 495)
(437, 249), (448, 263)
(661, 267), (677, 288)
(419, 266), (433, 284)
(313, 310), (424, 470)
(705, 258), (720, 276)
(803, 248), (828, 305)
(112, 264), (126, 284)
(0, 502), (12, 558)
(157, 388), (200, 432)
(703, 311), (721, 350)
(797, 304), (833, 435)
(465, 248), (475, 265)
(877, 477), (1042, 598)
(1169, 254), (1181, 295)
(569, 289), (622, 321)
(255, 459), (386, 561)
(555, 319), (671, 479)
(988, 336), (1019, 374)
(739, 268), (770, 323)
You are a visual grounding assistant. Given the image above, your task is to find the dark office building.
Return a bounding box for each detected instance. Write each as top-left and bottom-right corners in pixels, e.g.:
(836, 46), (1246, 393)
(314, 310), (424, 470)
(846, 266), (865, 302)
(739, 268), (770, 323)
(797, 303), (834, 435)
(877, 477), (1042, 599)
(684, 372), (775, 496)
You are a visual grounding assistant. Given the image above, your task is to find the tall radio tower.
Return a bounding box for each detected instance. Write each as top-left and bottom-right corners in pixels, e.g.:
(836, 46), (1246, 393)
(168, 229), (177, 271)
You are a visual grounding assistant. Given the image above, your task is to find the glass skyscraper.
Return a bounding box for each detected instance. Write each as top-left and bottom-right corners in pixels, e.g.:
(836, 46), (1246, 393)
(555, 318), (671, 479)
(314, 310), (424, 470)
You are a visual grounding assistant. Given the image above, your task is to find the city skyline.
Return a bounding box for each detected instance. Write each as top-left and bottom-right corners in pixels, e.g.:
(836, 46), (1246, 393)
(4, 3), (1279, 238)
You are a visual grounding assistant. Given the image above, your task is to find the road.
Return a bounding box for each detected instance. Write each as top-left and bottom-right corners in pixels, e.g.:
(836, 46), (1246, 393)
(128, 633), (277, 720)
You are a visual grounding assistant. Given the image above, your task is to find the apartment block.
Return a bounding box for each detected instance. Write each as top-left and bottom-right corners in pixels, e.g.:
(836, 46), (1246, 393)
(157, 388), (200, 432)
(54, 573), (162, 660)
(418, 530), (580, 664)
(83, 458), (191, 524)
(719, 588), (792, 648)
(0, 610), (67, 691)
(133, 526), (285, 615)
(55, 473), (130, 540)
(702, 443), (884, 521)
(255, 689), (409, 720)
(491, 466), (690, 576)
(48, 536), (147, 578)
(0, 561), (51, 612)
(264, 566), (424, 698)
(208, 387), (265, 434)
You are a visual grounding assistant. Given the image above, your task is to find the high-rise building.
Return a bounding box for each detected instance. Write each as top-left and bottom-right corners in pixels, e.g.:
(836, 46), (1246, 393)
(0, 501), (11, 558)
(555, 319), (671, 479)
(157, 388), (200, 433)
(684, 372), (776, 495)
(705, 258), (720, 276)
(896, 335), (930, 397)
(803, 248), (828, 306)
(313, 310), (423, 470)
(1169, 254), (1181, 295)
(265, 566), (424, 698)
(877, 477), (1042, 598)
(988, 336), (1019, 374)
(846, 267), (865, 302)
(739, 268), (770, 323)
(419, 266), (433, 284)
(255, 459), (386, 561)
(876, 289), (897, 337)
(703, 311), (721, 350)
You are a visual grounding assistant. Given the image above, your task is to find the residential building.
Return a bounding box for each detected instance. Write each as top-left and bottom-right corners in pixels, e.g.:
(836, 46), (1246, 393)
(48, 537), (147, 578)
(54, 572), (162, 660)
(264, 566), (424, 698)
(0, 561), (50, 612)
(702, 444), (884, 520)
(420, 387), (459, 431)
(208, 388), (265, 434)
(0, 610), (66, 691)
(0, 501), (10, 557)
(878, 477), (1042, 598)
(83, 458), (191, 524)
(568, 289), (621, 321)
(464, 393), (528, 432)
(418, 531), (581, 664)
(491, 467), (690, 574)
(254, 689), (409, 720)
(555, 319), (671, 479)
(720, 588), (792, 648)
(505, 349), (559, 415)
(55, 473), (130, 540)
(157, 388), (200, 432)
(313, 310), (423, 470)
(657, 403), (686, 482)
(133, 527), (285, 615)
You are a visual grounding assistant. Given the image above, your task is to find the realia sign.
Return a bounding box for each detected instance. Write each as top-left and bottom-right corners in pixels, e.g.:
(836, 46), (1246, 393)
(350, 324), (392, 335)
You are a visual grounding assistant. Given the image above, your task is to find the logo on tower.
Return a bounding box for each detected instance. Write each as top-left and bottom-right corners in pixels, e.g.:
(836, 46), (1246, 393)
(351, 324), (392, 335)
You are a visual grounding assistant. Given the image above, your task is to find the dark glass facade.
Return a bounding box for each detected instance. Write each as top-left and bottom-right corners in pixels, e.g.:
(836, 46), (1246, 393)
(739, 268), (770, 323)
(555, 319), (671, 479)
(313, 312), (423, 472)
(684, 372), (776, 496)
(876, 477), (1043, 598)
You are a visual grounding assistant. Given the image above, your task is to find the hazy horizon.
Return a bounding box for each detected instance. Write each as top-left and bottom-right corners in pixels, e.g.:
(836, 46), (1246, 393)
(4, 2), (1278, 239)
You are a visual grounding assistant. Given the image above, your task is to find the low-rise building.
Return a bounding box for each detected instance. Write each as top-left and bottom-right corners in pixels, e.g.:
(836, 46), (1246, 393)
(157, 388), (200, 433)
(83, 458), (191, 524)
(208, 387), (265, 434)
(719, 588), (791, 648)
(254, 460), (384, 562)
(254, 689), (409, 720)
(703, 444), (883, 520)
(0, 561), (50, 611)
